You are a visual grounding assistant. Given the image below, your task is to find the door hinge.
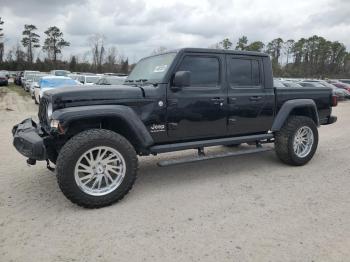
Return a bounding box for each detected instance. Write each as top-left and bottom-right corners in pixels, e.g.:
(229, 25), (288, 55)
(228, 118), (237, 125)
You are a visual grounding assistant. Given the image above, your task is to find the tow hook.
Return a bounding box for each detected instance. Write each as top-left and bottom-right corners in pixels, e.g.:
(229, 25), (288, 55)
(46, 159), (55, 172)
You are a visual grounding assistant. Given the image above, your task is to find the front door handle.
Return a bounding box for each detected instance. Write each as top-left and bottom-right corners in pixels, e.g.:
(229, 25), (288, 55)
(211, 97), (225, 104)
(249, 96), (263, 101)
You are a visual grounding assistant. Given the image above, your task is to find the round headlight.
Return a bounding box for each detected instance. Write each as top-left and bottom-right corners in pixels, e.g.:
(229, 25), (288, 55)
(47, 103), (53, 119)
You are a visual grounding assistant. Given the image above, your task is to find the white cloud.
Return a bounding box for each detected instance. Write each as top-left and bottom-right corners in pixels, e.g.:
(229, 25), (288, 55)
(1, 0), (350, 63)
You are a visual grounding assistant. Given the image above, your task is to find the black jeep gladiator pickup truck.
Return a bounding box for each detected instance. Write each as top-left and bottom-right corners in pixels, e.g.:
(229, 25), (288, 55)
(12, 48), (337, 208)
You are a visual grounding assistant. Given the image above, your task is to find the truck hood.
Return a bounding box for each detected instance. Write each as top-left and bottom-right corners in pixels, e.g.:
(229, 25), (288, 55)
(44, 84), (144, 108)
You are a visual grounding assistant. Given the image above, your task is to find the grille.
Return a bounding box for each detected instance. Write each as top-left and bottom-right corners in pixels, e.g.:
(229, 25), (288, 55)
(38, 97), (49, 126)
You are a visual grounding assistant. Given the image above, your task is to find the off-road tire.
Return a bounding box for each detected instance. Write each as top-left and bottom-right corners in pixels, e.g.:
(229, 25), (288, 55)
(275, 116), (318, 166)
(56, 129), (138, 208)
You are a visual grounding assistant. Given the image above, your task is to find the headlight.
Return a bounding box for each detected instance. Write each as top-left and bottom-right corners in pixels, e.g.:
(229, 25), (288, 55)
(47, 103), (53, 120)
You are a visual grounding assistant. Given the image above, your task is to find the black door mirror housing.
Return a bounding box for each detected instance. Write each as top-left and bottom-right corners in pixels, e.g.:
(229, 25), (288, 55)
(172, 71), (191, 91)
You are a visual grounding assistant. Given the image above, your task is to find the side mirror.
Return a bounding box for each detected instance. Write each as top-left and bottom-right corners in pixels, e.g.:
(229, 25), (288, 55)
(172, 71), (191, 91)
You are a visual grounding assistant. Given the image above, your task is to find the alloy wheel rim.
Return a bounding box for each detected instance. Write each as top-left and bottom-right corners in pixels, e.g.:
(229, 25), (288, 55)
(293, 126), (314, 158)
(74, 146), (126, 196)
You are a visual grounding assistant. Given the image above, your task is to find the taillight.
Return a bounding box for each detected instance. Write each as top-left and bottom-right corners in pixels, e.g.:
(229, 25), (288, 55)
(331, 95), (338, 107)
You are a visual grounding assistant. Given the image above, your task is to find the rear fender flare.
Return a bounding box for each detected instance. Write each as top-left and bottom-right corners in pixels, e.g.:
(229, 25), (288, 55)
(271, 99), (320, 131)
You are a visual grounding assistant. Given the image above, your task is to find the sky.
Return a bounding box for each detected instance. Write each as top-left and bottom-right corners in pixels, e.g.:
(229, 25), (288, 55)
(1, 0), (350, 63)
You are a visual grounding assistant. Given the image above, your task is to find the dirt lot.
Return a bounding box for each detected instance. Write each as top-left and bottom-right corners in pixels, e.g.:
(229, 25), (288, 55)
(0, 86), (349, 262)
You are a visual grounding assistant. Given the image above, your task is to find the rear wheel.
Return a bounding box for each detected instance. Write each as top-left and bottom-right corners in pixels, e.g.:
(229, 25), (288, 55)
(56, 129), (138, 208)
(275, 116), (318, 166)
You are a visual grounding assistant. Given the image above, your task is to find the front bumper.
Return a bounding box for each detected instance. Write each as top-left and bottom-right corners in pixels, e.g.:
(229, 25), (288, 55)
(12, 118), (47, 160)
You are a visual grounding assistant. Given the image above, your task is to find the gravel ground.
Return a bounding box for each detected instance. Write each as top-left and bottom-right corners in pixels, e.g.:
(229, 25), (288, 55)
(0, 86), (349, 262)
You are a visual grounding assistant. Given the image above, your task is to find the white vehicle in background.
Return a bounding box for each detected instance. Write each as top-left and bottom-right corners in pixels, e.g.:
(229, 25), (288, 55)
(24, 73), (39, 92)
(34, 76), (81, 104)
(29, 73), (48, 99)
(95, 75), (127, 85)
(50, 70), (71, 76)
(22, 70), (39, 89)
(68, 74), (80, 81)
(77, 74), (101, 85)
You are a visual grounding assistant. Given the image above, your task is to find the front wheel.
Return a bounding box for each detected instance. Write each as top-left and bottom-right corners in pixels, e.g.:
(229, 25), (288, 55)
(275, 116), (318, 166)
(56, 129), (138, 208)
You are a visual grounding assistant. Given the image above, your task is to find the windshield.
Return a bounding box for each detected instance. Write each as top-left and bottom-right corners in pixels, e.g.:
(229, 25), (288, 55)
(127, 52), (176, 83)
(86, 76), (100, 84)
(40, 78), (78, 88)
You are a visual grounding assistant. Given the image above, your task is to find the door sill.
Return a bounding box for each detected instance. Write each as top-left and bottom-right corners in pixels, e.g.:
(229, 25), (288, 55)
(150, 133), (273, 154)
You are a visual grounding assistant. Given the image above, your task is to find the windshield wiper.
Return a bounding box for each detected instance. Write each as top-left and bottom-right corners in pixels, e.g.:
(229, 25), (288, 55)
(136, 79), (158, 86)
(125, 79), (158, 87)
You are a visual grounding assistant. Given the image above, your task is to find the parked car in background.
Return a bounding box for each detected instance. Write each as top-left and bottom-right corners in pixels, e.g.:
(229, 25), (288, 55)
(332, 82), (350, 92)
(299, 81), (327, 88)
(77, 75), (101, 85)
(273, 79), (286, 88)
(68, 74), (79, 81)
(15, 71), (23, 85)
(332, 87), (350, 100)
(339, 79), (350, 85)
(282, 81), (303, 88)
(23, 73), (39, 91)
(50, 70), (71, 76)
(104, 73), (128, 77)
(0, 71), (9, 86)
(34, 76), (81, 104)
(29, 73), (49, 99)
(95, 75), (127, 85)
(22, 70), (39, 88)
(0, 70), (9, 79)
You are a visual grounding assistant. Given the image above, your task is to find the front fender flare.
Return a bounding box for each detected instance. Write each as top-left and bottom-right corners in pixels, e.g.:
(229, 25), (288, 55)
(271, 99), (320, 131)
(52, 105), (154, 148)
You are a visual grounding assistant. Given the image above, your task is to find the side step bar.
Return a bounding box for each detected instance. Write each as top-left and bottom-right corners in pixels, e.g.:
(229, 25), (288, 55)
(150, 133), (273, 154)
(158, 146), (273, 167)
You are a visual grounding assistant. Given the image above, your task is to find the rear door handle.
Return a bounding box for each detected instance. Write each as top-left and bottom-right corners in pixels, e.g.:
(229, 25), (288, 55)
(249, 96), (262, 101)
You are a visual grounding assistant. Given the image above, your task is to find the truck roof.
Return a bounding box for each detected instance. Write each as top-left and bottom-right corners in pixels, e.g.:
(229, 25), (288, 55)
(178, 47), (269, 57)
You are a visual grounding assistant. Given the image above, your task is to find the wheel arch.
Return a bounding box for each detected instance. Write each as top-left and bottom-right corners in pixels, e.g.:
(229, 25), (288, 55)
(52, 105), (154, 153)
(271, 99), (320, 131)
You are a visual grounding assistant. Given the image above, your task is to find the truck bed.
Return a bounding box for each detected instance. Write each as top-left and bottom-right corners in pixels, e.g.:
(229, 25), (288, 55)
(275, 87), (333, 124)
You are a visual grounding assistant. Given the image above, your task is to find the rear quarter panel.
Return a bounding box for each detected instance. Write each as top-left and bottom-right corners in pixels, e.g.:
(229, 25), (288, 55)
(275, 87), (332, 124)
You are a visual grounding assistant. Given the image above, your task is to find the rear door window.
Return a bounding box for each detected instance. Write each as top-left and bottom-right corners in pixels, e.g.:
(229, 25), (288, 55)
(228, 58), (261, 87)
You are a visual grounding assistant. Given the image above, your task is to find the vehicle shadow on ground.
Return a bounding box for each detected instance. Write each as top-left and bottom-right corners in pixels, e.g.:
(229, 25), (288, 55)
(138, 145), (280, 182)
(13, 145), (281, 210)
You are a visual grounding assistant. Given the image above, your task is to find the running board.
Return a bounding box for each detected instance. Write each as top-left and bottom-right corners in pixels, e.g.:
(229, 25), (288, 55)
(157, 146), (273, 167)
(150, 133), (273, 154)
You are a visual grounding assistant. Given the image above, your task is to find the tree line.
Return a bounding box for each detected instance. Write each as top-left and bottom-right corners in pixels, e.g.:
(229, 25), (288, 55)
(212, 35), (350, 78)
(0, 18), (131, 74)
(0, 16), (349, 78)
